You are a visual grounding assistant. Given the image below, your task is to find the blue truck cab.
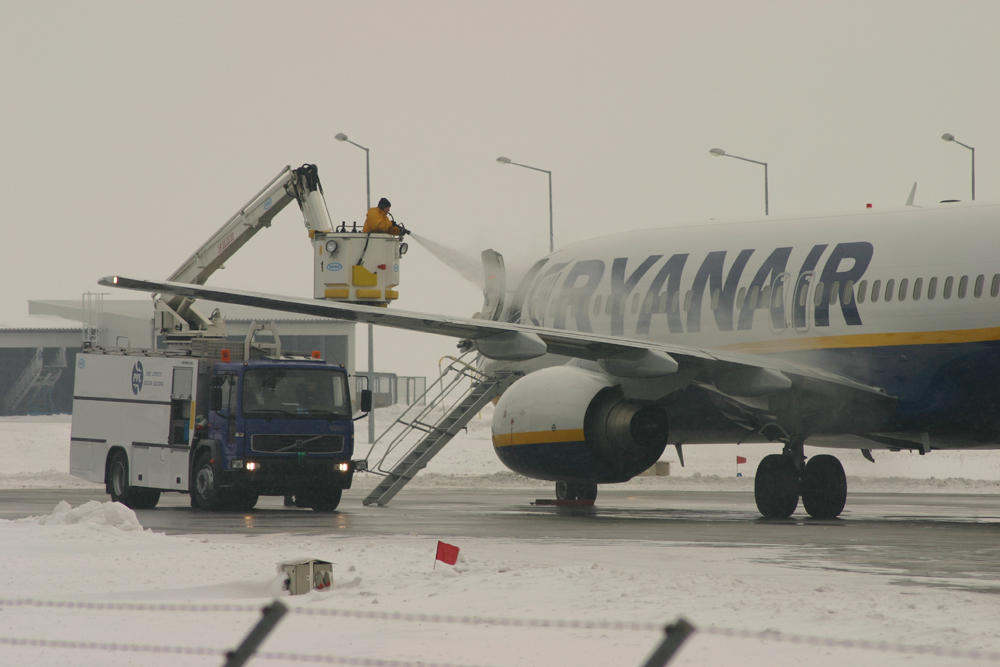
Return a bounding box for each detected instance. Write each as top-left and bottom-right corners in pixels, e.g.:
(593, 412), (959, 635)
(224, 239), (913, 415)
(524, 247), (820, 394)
(194, 357), (370, 511)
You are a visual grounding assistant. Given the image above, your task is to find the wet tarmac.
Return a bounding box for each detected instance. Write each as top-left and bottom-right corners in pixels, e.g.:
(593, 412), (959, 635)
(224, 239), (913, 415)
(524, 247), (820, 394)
(2, 486), (998, 588)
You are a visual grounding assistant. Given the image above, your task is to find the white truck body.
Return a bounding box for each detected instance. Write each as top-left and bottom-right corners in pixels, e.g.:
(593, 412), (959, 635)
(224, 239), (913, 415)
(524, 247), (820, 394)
(71, 352), (198, 492)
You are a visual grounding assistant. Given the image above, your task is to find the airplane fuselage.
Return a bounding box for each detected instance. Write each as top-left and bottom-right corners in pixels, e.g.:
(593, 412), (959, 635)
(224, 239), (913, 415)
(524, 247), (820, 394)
(503, 203), (1000, 448)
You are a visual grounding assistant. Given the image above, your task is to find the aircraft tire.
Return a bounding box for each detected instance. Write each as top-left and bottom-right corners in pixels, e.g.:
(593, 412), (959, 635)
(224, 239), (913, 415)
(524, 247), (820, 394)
(801, 454), (847, 519)
(754, 454), (799, 518)
(555, 481), (598, 501)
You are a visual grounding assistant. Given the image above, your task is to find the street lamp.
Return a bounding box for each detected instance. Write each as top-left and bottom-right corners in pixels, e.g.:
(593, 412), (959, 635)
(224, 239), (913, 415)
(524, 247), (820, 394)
(335, 131), (376, 443)
(941, 132), (975, 201)
(709, 147), (769, 216)
(335, 132), (371, 209)
(496, 156), (554, 252)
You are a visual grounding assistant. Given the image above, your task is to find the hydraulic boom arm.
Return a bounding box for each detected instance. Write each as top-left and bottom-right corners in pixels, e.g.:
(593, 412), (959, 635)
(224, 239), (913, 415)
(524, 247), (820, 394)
(157, 164), (334, 334)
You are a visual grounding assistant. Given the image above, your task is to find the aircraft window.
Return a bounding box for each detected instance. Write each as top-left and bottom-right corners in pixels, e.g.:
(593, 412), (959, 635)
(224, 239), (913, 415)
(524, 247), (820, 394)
(871, 279), (881, 303)
(592, 295), (602, 316)
(928, 277), (938, 300)
(813, 282), (826, 306)
(761, 285), (772, 307)
(842, 280), (854, 306)
(993, 274), (1000, 298)
(974, 274), (984, 298)
(797, 282), (808, 307)
(898, 278), (908, 302)
(884, 279), (895, 302)
(710, 288), (720, 311)
(736, 286), (746, 311)
(749, 286), (760, 309)
(913, 277), (923, 301)
(665, 292), (676, 313)
(958, 275), (968, 299)
(943, 276), (953, 299)
(631, 293), (640, 314)
(856, 280), (867, 304)
(605, 293), (613, 315)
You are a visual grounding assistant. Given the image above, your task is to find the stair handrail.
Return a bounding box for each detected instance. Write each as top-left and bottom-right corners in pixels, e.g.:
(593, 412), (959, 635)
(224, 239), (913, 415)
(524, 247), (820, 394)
(364, 350), (498, 474)
(1, 348), (44, 413)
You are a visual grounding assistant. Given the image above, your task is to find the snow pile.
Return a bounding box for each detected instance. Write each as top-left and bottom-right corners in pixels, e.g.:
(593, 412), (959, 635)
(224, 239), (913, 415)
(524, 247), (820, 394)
(22, 499), (143, 532)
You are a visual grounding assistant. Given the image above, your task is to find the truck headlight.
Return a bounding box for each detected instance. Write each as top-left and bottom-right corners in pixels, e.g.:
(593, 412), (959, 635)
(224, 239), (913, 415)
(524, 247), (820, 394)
(336, 462), (350, 473)
(246, 461), (260, 472)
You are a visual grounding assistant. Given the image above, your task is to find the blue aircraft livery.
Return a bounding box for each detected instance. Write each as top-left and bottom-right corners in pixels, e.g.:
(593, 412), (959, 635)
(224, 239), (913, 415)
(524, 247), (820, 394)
(508, 241), (874, 335)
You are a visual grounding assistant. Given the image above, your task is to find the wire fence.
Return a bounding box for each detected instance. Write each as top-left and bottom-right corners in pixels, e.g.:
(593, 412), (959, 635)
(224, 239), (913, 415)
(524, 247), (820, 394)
(1, 597), (998, 665)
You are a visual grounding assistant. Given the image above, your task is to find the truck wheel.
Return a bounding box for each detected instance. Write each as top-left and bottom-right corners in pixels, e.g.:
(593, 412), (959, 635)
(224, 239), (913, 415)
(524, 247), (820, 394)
(108, 451), (160, 510)
(191, 452), (222, 510)
(310, 487), (343, 512)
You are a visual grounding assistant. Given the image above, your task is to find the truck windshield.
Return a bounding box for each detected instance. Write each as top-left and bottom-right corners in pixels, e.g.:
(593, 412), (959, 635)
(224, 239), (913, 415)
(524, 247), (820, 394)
(242, 368), (350, 419)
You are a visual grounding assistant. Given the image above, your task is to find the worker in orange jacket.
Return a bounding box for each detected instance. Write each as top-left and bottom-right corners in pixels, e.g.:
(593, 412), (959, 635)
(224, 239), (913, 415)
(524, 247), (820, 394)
(363, 197), (405, 235)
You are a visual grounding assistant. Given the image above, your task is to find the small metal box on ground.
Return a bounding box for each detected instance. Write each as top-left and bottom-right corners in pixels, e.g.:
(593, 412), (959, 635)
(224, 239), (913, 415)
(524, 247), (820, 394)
(279, 559), (333, 595)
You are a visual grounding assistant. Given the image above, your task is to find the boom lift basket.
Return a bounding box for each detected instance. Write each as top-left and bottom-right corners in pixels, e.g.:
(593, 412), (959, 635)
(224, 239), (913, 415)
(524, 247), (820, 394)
(312, 232), (404, 305)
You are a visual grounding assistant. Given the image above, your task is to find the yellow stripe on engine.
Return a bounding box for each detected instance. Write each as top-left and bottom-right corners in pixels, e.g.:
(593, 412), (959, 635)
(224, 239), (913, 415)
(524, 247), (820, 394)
(493, 428), (585, 447)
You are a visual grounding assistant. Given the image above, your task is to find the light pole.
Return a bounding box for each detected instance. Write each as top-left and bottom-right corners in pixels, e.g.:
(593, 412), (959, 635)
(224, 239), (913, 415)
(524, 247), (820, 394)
(496, 156), (554, 252)
(941, 132), (975, 201)
(709, 148), (769, 216)
(335, 132), (371, 210)
(335, 132), (376, 443)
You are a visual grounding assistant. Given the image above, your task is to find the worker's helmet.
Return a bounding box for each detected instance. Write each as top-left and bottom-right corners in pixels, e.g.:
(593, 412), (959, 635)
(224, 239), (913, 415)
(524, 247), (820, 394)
(378, 197), (391, 209)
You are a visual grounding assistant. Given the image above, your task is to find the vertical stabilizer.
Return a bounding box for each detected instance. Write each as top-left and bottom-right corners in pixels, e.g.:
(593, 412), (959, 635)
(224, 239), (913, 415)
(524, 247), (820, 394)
(479, 249), (506, 320)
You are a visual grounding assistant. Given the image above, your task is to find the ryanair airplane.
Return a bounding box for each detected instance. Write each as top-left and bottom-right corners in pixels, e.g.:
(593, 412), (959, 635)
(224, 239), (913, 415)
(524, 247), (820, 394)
(103, 200), (1000, 520)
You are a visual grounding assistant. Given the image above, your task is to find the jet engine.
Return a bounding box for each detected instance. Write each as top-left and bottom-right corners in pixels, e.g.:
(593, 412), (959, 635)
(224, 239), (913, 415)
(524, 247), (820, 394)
(491, 365), (669, 483)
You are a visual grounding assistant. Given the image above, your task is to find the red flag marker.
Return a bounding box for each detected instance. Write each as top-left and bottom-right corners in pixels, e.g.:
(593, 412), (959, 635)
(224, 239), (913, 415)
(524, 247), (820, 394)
(435, 540), (460, 566)
(736, 455), (748, 464)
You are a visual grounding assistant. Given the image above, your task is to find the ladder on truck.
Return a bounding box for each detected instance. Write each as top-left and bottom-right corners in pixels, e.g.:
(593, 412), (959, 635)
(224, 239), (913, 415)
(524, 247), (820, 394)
(362, 351), (520, 506)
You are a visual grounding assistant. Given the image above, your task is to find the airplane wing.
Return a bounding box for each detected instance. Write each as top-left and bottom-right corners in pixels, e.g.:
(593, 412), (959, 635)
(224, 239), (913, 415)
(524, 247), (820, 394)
(100, 275), (896, 433)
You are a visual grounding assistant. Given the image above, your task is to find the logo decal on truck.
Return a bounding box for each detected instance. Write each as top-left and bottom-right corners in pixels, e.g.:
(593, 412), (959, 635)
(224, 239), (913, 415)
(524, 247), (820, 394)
(131, 361), (144, 395)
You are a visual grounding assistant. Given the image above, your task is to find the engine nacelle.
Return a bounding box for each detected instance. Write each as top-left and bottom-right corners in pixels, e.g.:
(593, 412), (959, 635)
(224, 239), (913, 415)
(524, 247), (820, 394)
(491, 365), (669, 483)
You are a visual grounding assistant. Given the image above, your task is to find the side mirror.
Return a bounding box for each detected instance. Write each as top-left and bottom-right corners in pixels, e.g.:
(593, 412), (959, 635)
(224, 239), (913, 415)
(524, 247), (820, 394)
(360, 389), (373, 413)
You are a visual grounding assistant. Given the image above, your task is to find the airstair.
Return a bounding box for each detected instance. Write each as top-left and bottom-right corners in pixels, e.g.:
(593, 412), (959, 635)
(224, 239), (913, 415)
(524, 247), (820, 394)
(2, 347), (67, 414)
(362, 351), (520, 506)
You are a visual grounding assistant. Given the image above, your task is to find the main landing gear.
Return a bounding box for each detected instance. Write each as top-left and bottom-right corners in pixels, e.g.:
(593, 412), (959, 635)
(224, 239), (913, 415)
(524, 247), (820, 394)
(555, 481), (598, 502)
(753, 439), (847, 519)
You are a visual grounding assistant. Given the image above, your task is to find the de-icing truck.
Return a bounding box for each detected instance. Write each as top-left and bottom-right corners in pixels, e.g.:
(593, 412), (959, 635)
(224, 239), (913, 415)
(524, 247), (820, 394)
(70, 164), (405, 511)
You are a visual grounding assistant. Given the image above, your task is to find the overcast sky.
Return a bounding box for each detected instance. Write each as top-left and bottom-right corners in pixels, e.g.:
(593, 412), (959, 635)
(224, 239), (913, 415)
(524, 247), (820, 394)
(3, 0), (998, 378)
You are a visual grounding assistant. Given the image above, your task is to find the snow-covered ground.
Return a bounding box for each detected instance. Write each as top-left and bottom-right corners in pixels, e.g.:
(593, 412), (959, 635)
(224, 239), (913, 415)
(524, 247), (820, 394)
(1, 410), (999, 666)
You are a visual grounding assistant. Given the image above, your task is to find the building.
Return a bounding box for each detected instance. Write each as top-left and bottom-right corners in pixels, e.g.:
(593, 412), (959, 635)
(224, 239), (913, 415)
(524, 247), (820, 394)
(1, 297), (355, 415)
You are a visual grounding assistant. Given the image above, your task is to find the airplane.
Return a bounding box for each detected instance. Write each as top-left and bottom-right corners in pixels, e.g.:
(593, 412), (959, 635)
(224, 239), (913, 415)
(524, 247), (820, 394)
(101, 199), (1000, 519)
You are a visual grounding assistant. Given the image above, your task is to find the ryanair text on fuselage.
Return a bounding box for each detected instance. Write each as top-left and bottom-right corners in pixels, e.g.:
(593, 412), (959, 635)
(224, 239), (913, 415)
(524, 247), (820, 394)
(512, 242), (874, 335)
